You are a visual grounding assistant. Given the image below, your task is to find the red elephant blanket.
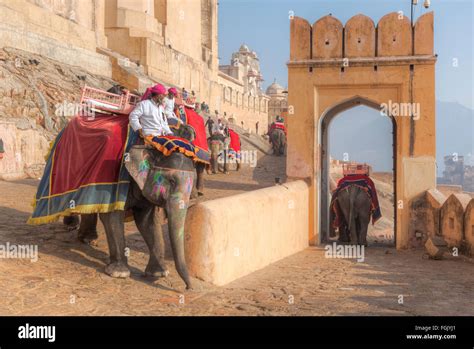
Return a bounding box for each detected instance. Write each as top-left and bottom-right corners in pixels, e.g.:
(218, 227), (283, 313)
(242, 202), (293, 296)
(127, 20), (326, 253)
(330, 174), (382, 230)
(28, 114), (138, 224)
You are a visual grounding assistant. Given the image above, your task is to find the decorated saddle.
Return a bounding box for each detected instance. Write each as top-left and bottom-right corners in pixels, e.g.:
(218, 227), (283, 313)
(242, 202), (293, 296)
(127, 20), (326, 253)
(167, 105), (210, 164)
(270, 122), (287, 135)
(28, 114), (138, 224)
(330, 174), (382, 230)
(144, 135), (199, 162)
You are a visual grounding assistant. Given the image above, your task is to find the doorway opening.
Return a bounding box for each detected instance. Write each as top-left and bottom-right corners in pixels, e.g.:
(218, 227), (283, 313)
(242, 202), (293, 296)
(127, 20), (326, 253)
(319, 97), (397, 246)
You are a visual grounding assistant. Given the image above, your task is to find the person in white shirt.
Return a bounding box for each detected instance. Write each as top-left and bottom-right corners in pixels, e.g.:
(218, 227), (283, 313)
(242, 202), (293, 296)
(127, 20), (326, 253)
(212, 118), (226, 137)
(129, 84), (174, 138)
(163, 87), (178, 121)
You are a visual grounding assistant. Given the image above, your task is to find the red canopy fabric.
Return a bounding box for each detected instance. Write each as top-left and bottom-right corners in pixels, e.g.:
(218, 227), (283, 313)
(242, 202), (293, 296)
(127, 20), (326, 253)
(229, 129), (241, 153)
(184, 106), (209, 152)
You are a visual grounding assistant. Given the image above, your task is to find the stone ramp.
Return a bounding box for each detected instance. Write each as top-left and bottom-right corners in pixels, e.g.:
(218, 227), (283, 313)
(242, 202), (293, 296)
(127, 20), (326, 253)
(201, 111), (273, 155)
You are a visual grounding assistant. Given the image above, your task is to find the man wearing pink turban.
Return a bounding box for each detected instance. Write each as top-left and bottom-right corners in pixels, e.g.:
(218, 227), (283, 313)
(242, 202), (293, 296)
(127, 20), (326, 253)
(129, 84), (173, 138)
(163, 87), (178, 121)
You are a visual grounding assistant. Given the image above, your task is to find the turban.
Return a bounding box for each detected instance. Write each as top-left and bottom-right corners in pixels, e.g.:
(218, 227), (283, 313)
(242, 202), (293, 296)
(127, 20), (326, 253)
(168, 87), (178, 96)
(151, 84), (167, 95)
(140, 84), (167, 101)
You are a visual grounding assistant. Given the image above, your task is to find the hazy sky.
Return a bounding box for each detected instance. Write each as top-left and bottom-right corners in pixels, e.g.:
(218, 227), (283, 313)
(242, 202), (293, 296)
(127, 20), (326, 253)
(219, 0), (474, 109)
(329, 106), (393, 172)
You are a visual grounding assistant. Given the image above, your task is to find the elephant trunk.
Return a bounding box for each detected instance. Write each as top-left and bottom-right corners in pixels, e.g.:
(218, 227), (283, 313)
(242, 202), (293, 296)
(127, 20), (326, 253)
(167, 191), (192, 290)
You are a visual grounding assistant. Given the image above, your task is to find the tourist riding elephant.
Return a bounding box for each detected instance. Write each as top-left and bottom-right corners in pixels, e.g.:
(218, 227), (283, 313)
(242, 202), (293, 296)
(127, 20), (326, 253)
(78, 126), (197, 290)
(270, 128), (286, 156)
(335, 185), (372, 246)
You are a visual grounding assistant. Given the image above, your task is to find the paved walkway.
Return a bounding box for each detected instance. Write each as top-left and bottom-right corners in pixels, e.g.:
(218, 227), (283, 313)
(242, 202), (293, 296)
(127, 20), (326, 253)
(0, 154), (473, 315)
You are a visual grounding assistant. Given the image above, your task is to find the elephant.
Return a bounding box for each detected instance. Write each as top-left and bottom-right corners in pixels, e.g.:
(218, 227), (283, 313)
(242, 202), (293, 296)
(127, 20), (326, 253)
(76, 125), (197, 290)
(208, 134), (240, 174)
(208, 134), (227, 174)
(335, 185), (372, 246)
(269, 128), (286, 156)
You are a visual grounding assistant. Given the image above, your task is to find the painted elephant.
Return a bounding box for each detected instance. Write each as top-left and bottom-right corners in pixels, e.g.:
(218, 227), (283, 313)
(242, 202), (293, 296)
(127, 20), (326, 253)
(269, 128), (286, 156)
(77, 129), (197, 290)
(336, 185), (372, 246)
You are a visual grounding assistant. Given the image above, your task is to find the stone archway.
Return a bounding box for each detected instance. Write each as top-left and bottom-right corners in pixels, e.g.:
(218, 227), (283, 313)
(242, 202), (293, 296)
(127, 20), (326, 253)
(287, 12), (437, 249)
(319, 96), (397, 245)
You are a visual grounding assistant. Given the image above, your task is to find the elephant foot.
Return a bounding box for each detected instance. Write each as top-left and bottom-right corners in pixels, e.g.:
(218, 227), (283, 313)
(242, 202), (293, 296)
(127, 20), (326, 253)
(78, 231), (99, 246)
(105, 262), (130, 278)
(185, 282), (193, 291)
(197, 191), (204, 196)
(145, 263), (169, 278)
(145, 269), (170, 278)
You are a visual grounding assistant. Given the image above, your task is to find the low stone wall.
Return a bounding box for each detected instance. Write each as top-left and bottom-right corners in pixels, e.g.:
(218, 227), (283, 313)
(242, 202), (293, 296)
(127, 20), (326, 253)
(185, 180), (309, 286)
(410, 189), (474, 256)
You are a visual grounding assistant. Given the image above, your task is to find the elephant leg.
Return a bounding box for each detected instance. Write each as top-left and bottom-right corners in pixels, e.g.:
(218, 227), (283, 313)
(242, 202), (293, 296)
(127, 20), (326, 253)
(99, 211), (130, 278)
(210, 144), (219, 174)
(133, 204), (168, 277)
(338, 189), (358, 244)
(194, 163), (205, 196)
(223, 149), (229, 174)
(63, 215), (80, 230)
(356, 193), (371, 246)
(355, 214), (369, 246)
(166, 194), (192, 290)
(77, 213), (98, 245)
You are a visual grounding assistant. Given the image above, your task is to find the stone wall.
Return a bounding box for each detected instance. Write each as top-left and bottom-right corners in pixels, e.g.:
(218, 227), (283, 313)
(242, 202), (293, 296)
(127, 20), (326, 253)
(185, 180), (310, 286)
(0, 0), (111, 76)
(409, 190), (474, 256)
(0, 47), (115, 180)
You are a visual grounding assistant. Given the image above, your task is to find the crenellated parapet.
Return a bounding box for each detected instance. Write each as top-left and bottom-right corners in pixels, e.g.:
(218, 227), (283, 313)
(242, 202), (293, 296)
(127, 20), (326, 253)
(290, 12), (434, 61)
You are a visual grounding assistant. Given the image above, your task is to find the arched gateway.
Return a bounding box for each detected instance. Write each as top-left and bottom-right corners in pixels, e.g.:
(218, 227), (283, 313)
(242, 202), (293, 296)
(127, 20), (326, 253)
(287, 12), (437, 248)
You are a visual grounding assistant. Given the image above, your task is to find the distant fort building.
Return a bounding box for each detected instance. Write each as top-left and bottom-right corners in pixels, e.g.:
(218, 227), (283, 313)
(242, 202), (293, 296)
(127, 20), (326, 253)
(266, 80), (288, 124)
(218, 44), (270, 134)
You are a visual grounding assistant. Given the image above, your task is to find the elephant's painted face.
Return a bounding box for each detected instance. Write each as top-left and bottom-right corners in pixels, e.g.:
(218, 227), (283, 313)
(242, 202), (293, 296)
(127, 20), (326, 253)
(138, 159), (151, 179)
(125, 147), (196, 207)
(142, 165), (195, 207)
(149, 169), (193, 201)
(151, 170), (169, 199)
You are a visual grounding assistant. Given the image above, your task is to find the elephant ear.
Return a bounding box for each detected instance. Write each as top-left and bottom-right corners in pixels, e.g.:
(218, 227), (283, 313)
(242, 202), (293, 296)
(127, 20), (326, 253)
(125, 146), (153, 191)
